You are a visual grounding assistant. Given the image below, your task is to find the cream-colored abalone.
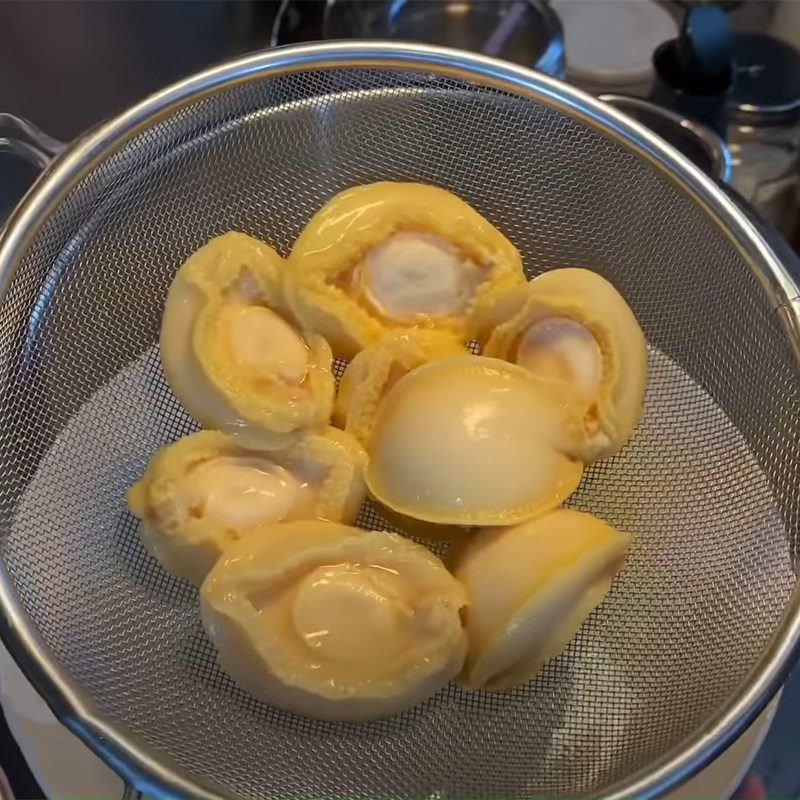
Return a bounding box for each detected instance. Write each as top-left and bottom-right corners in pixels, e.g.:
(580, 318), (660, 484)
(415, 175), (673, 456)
(365, 356), (584, 527)
(161, 232), (335, 449)
(126, 428), (366, 585)
(335, 329), (466, 447)
(200, 520), (468, 721)
(483, 268), (647, 462)
(283, 183), (526, 358)
(451, 508), (630, 690)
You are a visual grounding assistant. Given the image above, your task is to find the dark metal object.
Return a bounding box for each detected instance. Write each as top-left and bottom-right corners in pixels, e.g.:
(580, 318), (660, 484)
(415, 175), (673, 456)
(728, 33), (800, 127)
(272, 0), (565, 76)
(600, 94), (731, 181)
(0, 115), (63, 171)
(725, 34), (800, 239)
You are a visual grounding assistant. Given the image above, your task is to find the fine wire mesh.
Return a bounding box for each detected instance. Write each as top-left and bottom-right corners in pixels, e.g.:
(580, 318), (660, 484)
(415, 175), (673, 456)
(0, 65), (799, 798)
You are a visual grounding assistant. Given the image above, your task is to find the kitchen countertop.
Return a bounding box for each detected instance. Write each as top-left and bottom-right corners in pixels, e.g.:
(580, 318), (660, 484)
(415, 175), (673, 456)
(1, 1), (798, 798)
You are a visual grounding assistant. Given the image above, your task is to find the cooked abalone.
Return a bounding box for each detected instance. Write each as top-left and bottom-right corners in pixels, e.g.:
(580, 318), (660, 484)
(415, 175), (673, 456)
(283, 183), (526, 358)
(201, 520), (468, 720)
(161, 232), (335, 449)
(451, 508), (629, 690)
(365, 356), (584, 528)
(335, 329), (466, 447)
(127, 428), (366, 585)
(483, 268), (647, 461)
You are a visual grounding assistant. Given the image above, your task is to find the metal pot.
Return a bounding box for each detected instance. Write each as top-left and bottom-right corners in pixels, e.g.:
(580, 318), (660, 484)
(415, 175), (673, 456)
(271, 0), (565, 76)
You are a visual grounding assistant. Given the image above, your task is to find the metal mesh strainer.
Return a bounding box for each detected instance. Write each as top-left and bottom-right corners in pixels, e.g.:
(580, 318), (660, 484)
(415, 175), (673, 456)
(1, 43), (800, 800)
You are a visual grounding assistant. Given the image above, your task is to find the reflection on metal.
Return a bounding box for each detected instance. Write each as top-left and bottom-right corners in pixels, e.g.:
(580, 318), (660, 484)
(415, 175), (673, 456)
(272, 0), (565, 77)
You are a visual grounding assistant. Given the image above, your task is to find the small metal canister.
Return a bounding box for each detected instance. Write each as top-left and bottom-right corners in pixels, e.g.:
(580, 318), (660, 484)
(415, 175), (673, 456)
(727, 33), (800, 238)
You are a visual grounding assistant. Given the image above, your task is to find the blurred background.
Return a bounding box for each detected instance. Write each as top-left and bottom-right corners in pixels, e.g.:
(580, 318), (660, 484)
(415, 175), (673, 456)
(1, 1), (799, 798)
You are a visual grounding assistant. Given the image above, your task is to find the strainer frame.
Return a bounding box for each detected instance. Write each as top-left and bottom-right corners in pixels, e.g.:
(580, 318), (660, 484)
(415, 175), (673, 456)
(0, 41), (799, 800)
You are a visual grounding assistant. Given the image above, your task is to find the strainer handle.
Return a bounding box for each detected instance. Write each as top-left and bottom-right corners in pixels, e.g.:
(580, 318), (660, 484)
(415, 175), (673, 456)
(0, 114), (64, 170)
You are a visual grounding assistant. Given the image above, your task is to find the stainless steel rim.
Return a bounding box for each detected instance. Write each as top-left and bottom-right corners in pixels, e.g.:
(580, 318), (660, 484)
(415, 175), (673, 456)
(0, 41), (798, 800)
